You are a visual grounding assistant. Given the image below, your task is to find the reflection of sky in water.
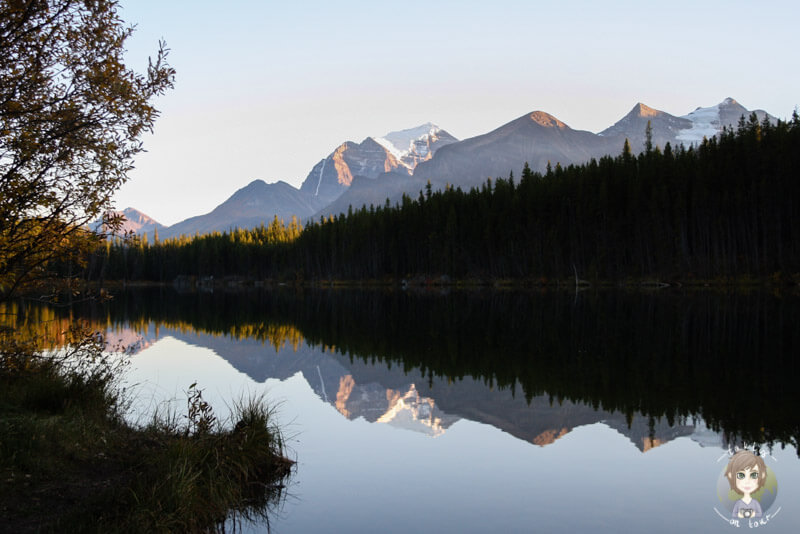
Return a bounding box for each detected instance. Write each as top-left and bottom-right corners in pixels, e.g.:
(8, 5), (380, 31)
(120, 332), (800, 534)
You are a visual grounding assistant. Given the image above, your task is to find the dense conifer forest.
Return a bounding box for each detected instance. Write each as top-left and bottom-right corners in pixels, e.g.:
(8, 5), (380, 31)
(77, 113), (800, 283)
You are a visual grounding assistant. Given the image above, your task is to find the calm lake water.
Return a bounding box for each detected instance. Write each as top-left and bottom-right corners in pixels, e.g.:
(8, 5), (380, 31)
(54, 288), (800, 532)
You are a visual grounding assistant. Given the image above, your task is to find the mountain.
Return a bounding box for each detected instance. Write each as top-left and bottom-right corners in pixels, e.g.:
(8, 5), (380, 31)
(298, 124), (458, 206)
(599, 102), (693, 153)
(374, 122), (459, 171)
(675, 97), (775, 144)
(602, 98), (777, 151)
(160, 180), (324, 239)
(317, 111), (616, 217)
(299, 137), (404, 207)
(413, 111), (620, 191)
(132, 98), (779, 231)
(92, 207), (166, 240)
(313, 98), (778, 217)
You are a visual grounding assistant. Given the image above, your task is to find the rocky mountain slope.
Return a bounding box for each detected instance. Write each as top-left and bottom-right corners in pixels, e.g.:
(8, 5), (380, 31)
(298, 124), (457, 207)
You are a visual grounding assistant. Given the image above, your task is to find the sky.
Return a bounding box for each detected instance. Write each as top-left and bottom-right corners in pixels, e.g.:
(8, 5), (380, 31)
(115, 0), (800, 226)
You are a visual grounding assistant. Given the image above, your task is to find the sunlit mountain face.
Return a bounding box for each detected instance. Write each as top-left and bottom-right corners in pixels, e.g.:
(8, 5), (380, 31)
(8, 286), (798, 454)
(298, 123), (458, 207)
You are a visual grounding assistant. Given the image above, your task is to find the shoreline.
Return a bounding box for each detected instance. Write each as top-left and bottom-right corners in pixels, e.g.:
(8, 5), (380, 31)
(38, 273), (800, 296)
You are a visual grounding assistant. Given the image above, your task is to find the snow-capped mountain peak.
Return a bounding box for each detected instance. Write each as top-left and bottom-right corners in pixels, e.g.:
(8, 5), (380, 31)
(677, 97), (775, 144)
(374, 122), (441, 159)
(373, 123), (458, 172)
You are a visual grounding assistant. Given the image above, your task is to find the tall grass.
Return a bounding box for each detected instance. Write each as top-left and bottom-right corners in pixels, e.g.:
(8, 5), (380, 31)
(108, 392), (293, 532)
(0, 321), (293, 533)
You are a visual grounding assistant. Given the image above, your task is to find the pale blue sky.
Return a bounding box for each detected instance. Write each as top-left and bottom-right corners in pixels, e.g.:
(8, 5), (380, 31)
(116, 0), (800, 225)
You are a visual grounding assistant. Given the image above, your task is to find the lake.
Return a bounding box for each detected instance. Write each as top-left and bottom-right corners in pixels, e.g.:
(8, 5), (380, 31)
(41, 287), (800, 532)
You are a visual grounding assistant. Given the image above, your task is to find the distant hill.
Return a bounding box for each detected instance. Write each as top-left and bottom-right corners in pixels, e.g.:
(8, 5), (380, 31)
(92, 207), (166, 241)
(159, 180), (324, 239)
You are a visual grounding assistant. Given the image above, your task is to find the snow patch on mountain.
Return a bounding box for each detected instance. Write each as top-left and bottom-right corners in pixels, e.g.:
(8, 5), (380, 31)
(375, 384), (457, 437)
(374, 123), (442, 167)
(676, 103), (722, 144)
(675, 98), (774, 145)
(314, 158), (327, 196)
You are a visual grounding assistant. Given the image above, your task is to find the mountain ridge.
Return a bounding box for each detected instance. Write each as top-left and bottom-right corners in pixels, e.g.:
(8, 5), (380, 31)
(158, 179), (324, 239)
(121, 99), (780, 237)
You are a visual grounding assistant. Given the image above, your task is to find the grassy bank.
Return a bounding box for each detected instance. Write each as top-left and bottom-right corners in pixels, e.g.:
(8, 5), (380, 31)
(0, 324), (293, 533)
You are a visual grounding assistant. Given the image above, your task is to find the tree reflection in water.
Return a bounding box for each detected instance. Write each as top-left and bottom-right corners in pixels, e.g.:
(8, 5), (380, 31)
(7, 287), (799, 454)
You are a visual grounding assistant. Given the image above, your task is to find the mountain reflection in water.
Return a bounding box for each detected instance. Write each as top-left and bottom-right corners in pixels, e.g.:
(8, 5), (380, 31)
(112, 321), (707, 451)
(9, 287), (800, 532)
(18, 286), (795, 453)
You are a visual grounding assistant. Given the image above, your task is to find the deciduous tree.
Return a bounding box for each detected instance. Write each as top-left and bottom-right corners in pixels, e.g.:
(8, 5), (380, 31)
(0, 0), (174, 299)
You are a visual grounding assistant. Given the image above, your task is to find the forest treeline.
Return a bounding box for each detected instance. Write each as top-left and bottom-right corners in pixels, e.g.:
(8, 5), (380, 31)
(76, 113), (800, 282)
